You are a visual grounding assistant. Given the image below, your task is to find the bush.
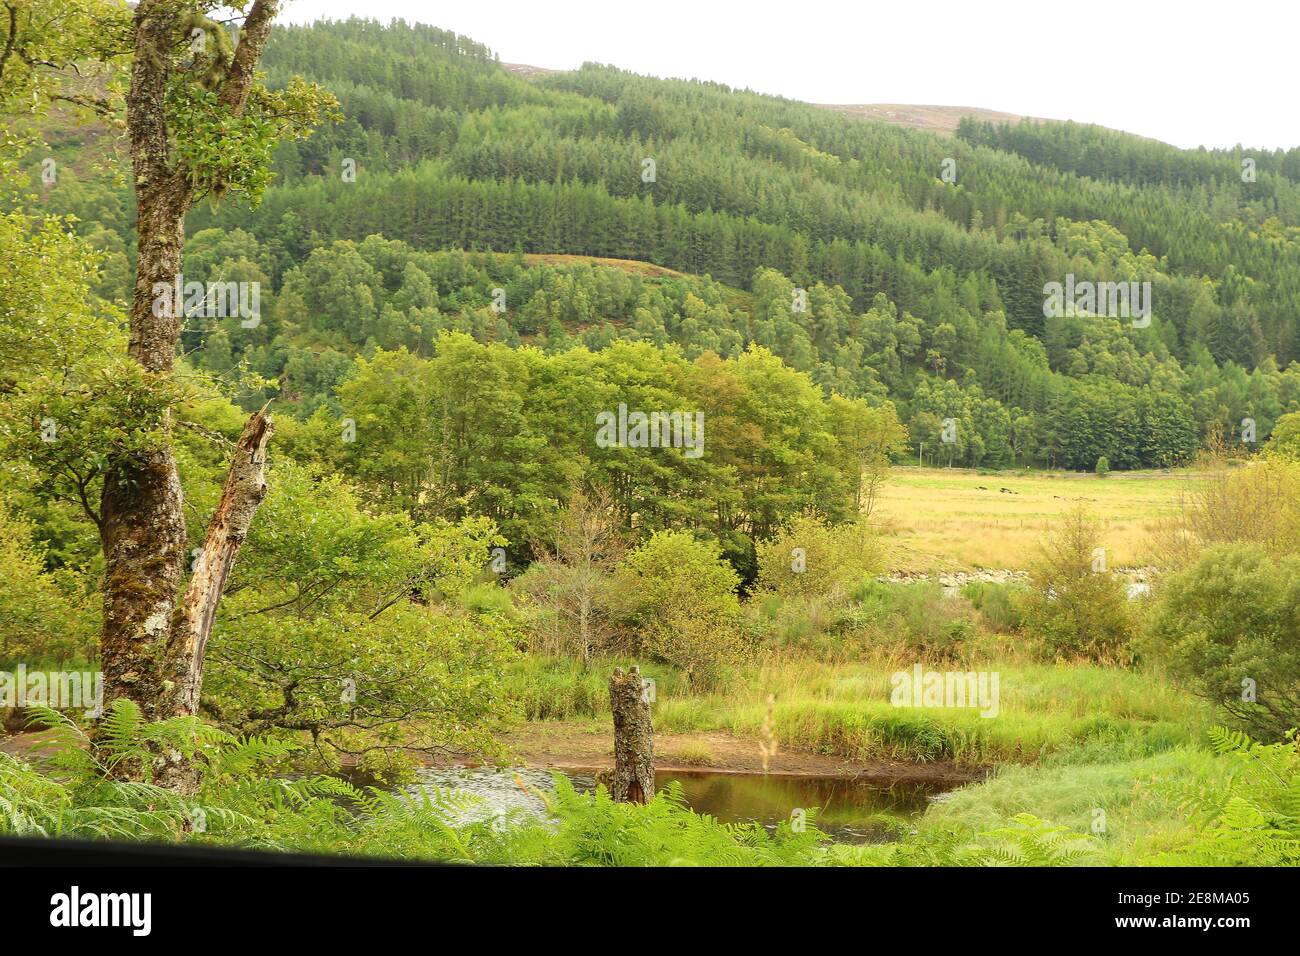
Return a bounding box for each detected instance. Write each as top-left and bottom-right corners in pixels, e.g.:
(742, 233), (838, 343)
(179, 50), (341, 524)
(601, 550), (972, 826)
(1144, 544), (1300, 741)
(963, 581), (1027, 634)
(614, 531), (743, 689)
(849, 580), (978, 660)
(754, 511), (878, 601)
(1023, 507), (1131, 661)
(199, 465), (519, 776)
(459, 581), (516, 617)
(1151, 459), (1300, 569)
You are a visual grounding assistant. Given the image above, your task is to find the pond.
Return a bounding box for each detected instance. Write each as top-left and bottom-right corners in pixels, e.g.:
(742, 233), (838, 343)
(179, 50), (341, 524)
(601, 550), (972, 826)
(403, 766), (949, 844)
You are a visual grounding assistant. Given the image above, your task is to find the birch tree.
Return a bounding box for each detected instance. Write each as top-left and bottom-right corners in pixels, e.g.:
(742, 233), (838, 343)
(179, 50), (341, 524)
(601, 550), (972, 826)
(99, 1), (335, 754)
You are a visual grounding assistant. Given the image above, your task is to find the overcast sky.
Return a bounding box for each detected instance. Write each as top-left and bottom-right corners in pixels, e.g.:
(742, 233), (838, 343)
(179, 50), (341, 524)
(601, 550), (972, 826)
(278, 0), (1299, 150)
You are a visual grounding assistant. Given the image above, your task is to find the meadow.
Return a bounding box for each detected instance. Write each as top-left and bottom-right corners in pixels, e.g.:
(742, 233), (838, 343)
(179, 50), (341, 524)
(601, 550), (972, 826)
(874, 467), (1195, 570)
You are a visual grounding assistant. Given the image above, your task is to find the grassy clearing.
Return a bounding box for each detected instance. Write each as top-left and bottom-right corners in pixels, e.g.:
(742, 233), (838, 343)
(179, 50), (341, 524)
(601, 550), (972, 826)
(874, 466), (1194, 571)
(919, 747), (1230, 863)
(505, 655), (1210, 767)
(503, 654), (1229, 863)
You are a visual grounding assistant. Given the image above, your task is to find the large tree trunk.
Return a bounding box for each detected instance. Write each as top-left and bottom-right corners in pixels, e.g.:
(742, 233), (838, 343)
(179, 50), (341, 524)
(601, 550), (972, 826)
(99, 3), (189, 717)
(608, 666), (654, 803)
(99, 2), (281, 742)
(99, 2), (192, 718)
(99, 447), (186, 716)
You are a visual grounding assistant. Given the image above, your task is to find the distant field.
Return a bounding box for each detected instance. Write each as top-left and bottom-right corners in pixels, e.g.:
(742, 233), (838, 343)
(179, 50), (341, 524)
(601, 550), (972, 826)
(814, 103), (1053, 136)
(874, 467), (1195, 572)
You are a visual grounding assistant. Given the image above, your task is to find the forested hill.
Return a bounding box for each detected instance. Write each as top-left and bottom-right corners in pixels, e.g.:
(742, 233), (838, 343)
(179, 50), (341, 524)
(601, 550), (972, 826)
(39, 17), (1300, 470)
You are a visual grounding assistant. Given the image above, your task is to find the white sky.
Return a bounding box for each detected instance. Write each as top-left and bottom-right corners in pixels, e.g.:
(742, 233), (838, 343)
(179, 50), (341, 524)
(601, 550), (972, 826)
(278, 0), (1299, 150)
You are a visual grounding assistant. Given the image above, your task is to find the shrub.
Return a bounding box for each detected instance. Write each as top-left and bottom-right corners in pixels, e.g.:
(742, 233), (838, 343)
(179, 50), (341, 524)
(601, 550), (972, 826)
(459, 581), (516, 617)
(1144, 544), (1300, 741)
(849, 580), (978, 660)
(1151, 459), (1300, 569)
(1023, 507), (1131, 661)
(963, 581), (1026, 634)
(614, 531), (743, 689)
(754, 510), (879, 600)
(207, 603), (521, 778)
(197, 464), (519, 777)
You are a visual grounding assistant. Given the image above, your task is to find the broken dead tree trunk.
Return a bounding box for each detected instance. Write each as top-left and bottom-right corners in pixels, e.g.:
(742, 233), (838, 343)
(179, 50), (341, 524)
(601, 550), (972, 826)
(163, 405), (273, 718)
(608, 666), (654, 803)
(156, 406), (272, 793)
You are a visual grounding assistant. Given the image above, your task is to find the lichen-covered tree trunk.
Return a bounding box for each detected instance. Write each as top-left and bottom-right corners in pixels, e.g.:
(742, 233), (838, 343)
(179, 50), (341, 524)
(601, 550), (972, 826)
(608, 666), (654, 803)
(98, 1), (194, 721)
(99, 445), (186, 716)
(99, 2), (281, 747)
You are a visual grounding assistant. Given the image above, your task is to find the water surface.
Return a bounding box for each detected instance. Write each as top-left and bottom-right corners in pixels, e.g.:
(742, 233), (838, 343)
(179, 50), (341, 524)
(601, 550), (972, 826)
(408, 766), (945, 843)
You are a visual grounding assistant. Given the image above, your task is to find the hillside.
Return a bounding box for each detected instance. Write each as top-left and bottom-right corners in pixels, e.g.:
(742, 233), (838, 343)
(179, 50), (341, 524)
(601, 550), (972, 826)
(33, 17), (1300, 475)
(502, 61), (1063, 137)
(501, 61), (1108, 139)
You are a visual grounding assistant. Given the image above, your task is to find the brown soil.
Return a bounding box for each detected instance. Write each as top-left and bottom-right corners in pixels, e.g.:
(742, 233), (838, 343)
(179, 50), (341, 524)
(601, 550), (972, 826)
(457, 722), (987, 785)
(0, 728), (62, 761)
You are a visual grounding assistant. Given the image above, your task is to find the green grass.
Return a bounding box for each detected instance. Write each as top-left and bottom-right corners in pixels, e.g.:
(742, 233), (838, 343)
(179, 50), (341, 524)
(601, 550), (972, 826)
(920, 747), (1230, 863)
(505, 655), (1210, 766)
(501, 654), (1247, 864)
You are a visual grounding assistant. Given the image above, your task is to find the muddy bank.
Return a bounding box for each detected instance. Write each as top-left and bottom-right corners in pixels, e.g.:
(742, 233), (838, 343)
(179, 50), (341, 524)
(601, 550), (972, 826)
(454, 723), (989, 786)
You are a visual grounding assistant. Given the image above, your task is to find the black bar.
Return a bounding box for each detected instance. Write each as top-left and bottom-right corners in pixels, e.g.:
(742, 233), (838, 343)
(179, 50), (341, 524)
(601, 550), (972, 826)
(0, 837), (1279, 942)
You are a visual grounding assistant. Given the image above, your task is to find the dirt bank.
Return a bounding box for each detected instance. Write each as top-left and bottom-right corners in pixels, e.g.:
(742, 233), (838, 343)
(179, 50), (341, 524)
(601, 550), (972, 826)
(463, 722), (988, 784)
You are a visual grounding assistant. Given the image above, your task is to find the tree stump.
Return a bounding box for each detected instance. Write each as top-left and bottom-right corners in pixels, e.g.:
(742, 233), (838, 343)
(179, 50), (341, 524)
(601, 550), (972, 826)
(608, 666), (654, 803)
